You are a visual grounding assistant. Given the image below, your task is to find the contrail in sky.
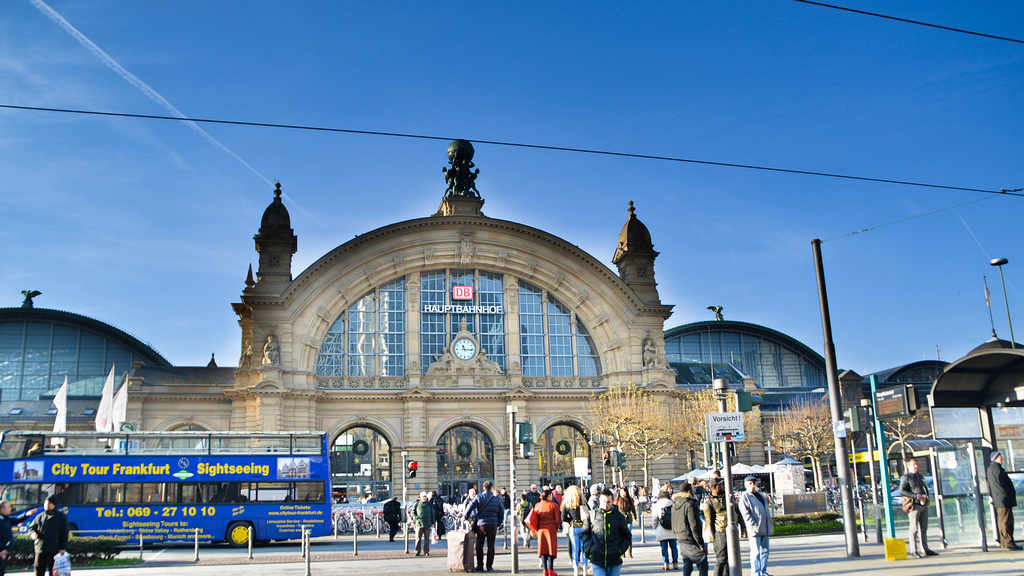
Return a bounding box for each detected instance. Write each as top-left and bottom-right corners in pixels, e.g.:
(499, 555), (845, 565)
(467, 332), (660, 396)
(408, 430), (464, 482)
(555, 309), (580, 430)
(31, 0), (273, 188)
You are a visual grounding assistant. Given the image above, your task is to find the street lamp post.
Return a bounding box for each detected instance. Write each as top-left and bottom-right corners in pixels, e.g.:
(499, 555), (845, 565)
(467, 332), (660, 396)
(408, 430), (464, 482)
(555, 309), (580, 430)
(507, 405), (519, 574)
(991, 258), (1015, 348)
(402, 450), (409, 554)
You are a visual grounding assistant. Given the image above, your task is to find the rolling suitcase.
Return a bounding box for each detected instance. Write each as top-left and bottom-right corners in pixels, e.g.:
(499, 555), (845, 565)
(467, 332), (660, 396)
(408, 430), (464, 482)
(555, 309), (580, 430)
(447, 528), (476, 572)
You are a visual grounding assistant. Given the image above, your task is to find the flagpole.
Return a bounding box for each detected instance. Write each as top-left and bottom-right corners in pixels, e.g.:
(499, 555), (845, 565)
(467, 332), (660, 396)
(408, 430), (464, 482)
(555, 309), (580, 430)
(985, 275), (997, 339)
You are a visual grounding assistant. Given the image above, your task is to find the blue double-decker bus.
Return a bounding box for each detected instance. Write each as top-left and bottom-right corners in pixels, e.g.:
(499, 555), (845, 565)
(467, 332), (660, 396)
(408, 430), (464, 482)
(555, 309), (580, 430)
(0, 431), (331, 546)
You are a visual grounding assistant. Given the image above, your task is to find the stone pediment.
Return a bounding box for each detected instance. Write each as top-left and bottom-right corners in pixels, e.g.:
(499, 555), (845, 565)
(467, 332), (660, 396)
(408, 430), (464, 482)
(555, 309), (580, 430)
(505, 385), (535, 398)
(399, 385), (434, 399)
(643, 380), (679, 393)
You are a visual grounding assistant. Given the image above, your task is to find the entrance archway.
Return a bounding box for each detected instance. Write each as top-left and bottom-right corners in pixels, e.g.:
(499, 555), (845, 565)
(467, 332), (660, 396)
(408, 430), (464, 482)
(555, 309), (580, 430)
(538, 423), (589, 487)
(436, 425), (494, 502)
(332, 427), (392, 503)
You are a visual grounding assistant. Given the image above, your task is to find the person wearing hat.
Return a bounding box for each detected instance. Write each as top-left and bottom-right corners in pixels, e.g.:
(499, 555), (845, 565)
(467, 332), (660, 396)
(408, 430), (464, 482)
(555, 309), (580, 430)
(27, 495), (67, 576)
(737, 476), (772, 576)
(899, 458), (938, 558)
(987, 451), (1020, 550)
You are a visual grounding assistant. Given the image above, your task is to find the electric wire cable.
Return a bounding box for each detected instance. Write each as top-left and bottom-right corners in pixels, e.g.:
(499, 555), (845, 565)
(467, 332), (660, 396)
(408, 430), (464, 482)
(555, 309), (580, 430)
(790, 0), (1024, 44)
(1, 103), (1020, 198)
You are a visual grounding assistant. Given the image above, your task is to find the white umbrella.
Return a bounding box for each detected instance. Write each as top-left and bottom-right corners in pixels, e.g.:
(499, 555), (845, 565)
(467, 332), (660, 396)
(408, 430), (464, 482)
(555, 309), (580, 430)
(671, 468), (714, 482)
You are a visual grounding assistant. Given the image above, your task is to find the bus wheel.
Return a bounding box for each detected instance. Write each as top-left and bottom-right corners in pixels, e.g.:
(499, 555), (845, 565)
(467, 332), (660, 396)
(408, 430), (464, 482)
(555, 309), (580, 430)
(226, 522), (253, 547)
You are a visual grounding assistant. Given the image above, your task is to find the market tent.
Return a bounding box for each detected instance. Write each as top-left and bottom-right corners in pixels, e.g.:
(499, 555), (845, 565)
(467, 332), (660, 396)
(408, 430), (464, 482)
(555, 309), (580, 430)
(670, 468), (715, 483)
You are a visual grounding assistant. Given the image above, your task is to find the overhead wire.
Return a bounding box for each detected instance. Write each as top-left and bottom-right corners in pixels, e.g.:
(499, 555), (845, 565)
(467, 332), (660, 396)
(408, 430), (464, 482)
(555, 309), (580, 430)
(1, 103), (1020, 198)
(790, 0), (1024, 45)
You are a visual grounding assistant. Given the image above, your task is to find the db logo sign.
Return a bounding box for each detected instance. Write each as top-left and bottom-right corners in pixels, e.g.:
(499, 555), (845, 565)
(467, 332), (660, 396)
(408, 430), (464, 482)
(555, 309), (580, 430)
(453, 285), (474, 301)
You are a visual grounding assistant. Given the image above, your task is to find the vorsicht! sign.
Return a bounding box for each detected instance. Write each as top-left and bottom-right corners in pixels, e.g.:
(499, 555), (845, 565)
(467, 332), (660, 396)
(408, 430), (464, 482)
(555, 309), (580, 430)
(705, 412), (745, 442)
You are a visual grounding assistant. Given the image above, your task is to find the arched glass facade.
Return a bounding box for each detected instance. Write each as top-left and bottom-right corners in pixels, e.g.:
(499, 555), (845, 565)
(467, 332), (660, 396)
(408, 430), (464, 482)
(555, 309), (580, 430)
(0, 311), (168, 403)
(436, 425), (494, 501)
(664, 321), (825, 389)
(537, 423), (589, 487)
(317, 278), (406, 377)
(331, 427), (392, 502)
(316, 271), (601, 380)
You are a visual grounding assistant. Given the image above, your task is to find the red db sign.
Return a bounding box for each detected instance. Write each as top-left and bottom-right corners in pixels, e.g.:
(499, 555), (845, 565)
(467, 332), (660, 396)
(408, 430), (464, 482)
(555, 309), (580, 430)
(453, 285), (474, 301)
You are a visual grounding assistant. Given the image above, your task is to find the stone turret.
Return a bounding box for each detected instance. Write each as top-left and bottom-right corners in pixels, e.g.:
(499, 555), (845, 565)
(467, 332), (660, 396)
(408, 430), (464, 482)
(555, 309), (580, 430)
(612, 200), (662, 304)
(253, 182), (298, 293)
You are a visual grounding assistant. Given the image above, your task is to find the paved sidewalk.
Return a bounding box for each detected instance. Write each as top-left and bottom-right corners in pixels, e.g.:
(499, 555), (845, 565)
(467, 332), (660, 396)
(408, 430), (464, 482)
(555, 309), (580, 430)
(53, 533), (1024, 575)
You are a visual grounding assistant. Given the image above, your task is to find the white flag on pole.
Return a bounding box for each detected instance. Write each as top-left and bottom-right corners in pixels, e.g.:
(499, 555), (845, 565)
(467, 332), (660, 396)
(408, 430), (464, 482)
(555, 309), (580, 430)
(52, 375), (69, 438)
(112, 381), (129, 432)
(95, 365), (115, 433)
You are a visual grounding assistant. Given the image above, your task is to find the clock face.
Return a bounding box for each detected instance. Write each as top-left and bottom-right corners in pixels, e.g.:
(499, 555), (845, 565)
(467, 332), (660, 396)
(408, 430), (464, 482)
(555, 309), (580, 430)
(453, 338), (477, 360)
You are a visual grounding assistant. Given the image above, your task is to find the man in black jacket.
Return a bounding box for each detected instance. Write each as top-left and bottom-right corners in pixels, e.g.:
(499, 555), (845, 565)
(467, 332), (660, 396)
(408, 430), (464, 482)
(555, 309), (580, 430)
(672, 483), (708, 576)
(581, 490), (631, 576)
(28, 495), (67, 576)
(383, 496), (402, 542)
(987, 451), (1020, 550)
(0, 500), (37, 576)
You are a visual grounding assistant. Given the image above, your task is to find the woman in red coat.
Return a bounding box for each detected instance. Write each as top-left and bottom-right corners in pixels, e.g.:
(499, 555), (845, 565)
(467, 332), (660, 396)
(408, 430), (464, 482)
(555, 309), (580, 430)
(533, 489), (562, 576)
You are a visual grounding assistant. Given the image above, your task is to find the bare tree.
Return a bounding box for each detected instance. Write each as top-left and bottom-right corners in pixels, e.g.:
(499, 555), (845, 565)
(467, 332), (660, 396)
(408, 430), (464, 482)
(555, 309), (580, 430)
(587, 383), (676, 488)
(772, 394), (833, 490)
(666, 388), (759, 468)
(884, 410), (933, 462)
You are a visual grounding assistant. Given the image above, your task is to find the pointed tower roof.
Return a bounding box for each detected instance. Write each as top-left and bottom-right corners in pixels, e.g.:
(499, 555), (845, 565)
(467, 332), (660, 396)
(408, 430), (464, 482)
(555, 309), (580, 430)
(613, 199), (657, 263)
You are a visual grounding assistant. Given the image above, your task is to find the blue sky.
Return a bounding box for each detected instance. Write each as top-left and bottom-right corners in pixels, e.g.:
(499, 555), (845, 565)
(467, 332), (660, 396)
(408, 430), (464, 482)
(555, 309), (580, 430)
(1, 1), (1021, 375)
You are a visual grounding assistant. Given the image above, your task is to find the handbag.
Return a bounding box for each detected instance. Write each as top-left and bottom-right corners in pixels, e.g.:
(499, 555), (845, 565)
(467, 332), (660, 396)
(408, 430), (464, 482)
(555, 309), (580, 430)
(524, 508), (540, 532)
(901, 497), (914, 514)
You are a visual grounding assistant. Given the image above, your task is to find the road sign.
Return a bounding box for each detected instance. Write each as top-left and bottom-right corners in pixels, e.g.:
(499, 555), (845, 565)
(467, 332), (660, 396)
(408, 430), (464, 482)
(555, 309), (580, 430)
(765, 445), (776, 452)
(706, 412), (745, 442)
(574, 457), (590, 478)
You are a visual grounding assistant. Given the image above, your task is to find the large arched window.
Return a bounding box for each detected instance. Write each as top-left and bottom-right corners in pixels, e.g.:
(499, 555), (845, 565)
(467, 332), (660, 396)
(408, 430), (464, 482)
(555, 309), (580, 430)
(331, 427), (392, 502)
(538, 423), (589, 487)
(420, 269), (506, 373)
(519, 282), (600, 377)
(436, 425), (494, 501)
(317, 278), (406, 377)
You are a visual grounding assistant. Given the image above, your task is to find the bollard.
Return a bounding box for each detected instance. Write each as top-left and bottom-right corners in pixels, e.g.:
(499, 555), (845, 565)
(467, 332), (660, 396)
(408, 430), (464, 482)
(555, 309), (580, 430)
(194, 528), (200, 562)
(353, 514), (359, 556)
(304, 528), (312, 576)
(248, 525), (254, 560)
(503, 519), (508, 550)
(139, 534), (144, 561)
(334, 510), (339, 540)
(639, 509), (646, 544)
(300, 524), (307, 558)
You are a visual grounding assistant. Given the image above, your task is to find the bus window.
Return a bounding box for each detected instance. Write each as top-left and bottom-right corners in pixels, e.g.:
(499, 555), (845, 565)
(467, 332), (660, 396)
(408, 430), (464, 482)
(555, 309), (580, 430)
(53, 483), (86, 505)
(4, 483), (40, 507)
(142, 483), (166, 503)
(243, 482), (291, 502)
(23, 437), (45, 458)
(294, 482), (325, 503)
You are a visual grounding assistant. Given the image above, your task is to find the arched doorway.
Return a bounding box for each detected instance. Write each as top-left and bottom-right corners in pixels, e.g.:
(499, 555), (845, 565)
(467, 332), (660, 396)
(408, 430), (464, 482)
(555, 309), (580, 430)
(332, 427), (392, 503)
(538, 423), (589, 488)
(437, 425), (494, 502)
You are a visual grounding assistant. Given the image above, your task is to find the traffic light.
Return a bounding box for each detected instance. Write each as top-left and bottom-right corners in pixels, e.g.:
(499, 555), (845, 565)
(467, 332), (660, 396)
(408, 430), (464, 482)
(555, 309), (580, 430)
(616, 452), (627, 470)
(703, 442), (713, 466)
(408, 460), (418, 478)
(736, 390), (763, 412)
(603, 452), (611, 467)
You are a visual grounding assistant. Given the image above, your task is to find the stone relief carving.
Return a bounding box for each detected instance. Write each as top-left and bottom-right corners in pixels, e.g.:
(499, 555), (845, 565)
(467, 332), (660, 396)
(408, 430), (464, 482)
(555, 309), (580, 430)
(458, 228), (476, 266)
(238, 339), (253, 370)
(642, 338), (666, 369)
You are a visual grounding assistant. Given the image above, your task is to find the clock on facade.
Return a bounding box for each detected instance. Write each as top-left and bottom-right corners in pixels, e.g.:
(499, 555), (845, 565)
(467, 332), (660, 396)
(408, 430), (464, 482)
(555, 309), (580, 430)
(452, 337), (477, 361)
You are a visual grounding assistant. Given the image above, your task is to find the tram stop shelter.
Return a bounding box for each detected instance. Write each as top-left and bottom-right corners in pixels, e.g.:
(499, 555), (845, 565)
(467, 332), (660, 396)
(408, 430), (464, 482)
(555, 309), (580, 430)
(927, 338), (1024, 551)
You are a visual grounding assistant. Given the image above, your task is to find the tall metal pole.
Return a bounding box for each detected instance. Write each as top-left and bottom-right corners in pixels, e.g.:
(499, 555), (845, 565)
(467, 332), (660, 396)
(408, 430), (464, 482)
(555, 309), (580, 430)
(508, 405), (519, 574)
(811, 239), (860, 557)
(869, 375), (896, 538)
(991, 258), (1015, 348)
(714, 378), (743, 576)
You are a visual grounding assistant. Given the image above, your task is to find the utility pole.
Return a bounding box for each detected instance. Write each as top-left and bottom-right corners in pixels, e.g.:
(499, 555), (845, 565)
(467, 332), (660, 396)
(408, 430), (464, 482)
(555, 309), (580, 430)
(714, 378), (743, 576)
(811, 239), (860, 558)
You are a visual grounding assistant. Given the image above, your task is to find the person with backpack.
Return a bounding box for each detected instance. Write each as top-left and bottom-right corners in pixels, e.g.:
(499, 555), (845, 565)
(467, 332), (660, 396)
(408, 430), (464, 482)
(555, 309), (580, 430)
(651, 489), (677, 570)
(518, 491), (535, 547)
(465, 481), (504, 572)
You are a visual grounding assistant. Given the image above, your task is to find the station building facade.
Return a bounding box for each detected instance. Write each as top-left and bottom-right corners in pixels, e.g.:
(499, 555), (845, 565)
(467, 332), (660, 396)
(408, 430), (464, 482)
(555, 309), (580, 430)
(3, 142), (849, 500)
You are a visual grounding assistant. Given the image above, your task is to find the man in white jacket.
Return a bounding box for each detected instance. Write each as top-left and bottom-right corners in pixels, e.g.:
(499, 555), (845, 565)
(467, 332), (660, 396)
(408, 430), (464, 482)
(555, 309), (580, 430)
(737, 476), (772, 576)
